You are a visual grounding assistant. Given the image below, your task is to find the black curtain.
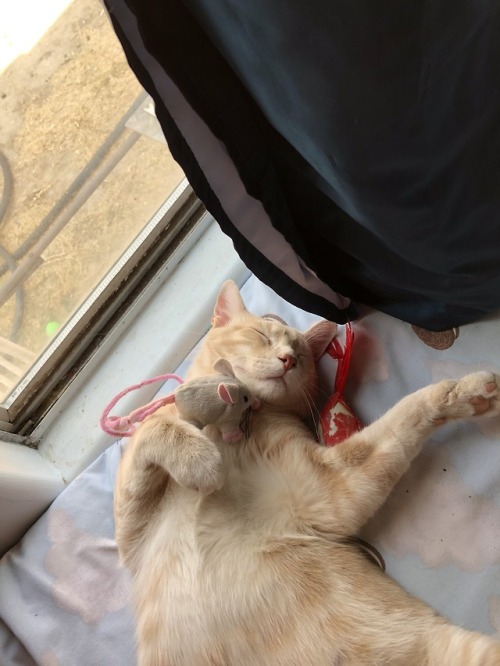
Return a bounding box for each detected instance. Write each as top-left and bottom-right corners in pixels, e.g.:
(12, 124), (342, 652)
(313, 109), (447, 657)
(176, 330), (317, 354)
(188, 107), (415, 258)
(105, 0), (500, 331)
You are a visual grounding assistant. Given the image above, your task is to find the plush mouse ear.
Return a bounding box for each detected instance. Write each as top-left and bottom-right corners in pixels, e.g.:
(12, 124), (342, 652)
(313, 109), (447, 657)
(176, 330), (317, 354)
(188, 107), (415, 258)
(304, 320), (338, 361)
(218, 382), (239, 404)
(212, 281), (246, 327)
(213, 358), (235, 377)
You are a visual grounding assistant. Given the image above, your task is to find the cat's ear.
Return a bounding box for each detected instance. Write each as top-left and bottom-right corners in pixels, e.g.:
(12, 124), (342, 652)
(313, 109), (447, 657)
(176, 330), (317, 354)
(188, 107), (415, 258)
(212, 280), (246, 327)
(304, 320), (338, 361)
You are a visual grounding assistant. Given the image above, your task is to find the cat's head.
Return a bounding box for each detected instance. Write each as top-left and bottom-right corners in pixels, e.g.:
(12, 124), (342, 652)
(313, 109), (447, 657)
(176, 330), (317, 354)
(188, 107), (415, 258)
(192, 281), (337, 417)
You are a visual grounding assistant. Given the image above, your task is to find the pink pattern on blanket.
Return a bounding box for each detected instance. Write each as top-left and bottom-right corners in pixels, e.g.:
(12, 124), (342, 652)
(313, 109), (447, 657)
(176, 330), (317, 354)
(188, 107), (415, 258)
(40, 649), (60, 666)
(363, 450), (500, 572)
(45, 510), (130, 624)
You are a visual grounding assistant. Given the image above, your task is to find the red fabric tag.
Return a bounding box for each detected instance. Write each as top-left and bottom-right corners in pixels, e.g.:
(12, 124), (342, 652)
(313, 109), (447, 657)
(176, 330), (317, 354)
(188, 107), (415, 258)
(319, 323), (362, 446)
(320, 393), (363, 446)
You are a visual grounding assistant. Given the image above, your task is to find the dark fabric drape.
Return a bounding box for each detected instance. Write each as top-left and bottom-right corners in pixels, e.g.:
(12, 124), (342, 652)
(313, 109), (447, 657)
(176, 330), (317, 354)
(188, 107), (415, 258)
(106, 0), (500, 330)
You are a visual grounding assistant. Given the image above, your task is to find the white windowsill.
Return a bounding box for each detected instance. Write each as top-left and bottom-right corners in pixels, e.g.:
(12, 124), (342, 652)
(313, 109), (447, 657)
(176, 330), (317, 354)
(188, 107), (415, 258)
(0, 218), (250, 554)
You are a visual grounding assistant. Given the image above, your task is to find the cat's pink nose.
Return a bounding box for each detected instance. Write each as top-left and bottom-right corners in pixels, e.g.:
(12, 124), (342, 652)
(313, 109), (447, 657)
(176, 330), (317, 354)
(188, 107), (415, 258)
(278, 353), (296, 371)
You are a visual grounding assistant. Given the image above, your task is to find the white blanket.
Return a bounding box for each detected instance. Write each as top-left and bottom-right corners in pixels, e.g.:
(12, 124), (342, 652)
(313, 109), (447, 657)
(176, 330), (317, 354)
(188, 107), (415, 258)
(1, 275), (500, 665)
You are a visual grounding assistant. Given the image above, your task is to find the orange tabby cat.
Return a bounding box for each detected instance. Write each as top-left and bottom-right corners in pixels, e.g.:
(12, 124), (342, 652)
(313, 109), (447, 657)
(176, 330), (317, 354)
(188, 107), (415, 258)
(114, 280), (500, 665)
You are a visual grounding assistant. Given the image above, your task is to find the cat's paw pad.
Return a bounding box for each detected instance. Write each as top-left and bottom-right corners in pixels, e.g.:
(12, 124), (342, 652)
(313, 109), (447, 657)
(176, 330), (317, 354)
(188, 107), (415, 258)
(439, 372), (500, 419)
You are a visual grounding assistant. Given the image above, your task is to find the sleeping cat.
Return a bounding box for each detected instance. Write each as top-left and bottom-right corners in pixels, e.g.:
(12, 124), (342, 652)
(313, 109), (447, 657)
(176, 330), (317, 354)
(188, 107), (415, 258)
(114, 280), (500, 665)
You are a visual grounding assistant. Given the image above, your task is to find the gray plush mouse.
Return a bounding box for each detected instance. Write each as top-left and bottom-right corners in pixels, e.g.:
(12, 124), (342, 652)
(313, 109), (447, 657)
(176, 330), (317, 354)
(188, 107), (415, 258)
(171, 359), (260, 442)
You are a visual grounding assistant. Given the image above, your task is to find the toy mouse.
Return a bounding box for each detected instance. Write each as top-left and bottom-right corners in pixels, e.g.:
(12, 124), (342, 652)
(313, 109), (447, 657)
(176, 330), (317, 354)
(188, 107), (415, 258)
(101, 358), (260, 442)
(170, 359), (260, 442)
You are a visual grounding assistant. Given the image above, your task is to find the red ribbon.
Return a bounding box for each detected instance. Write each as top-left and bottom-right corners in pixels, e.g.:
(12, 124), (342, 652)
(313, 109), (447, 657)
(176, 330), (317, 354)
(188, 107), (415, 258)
(320, 323), (363, 446)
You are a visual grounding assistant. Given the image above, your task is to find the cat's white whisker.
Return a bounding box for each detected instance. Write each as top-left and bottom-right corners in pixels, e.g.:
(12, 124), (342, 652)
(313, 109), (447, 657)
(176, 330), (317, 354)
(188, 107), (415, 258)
(301, 384), (322, 440)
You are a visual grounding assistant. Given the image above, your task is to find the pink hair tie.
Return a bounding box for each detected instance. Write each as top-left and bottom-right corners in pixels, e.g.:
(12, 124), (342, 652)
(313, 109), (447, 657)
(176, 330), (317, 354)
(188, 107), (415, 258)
(100, 373), (183, 437)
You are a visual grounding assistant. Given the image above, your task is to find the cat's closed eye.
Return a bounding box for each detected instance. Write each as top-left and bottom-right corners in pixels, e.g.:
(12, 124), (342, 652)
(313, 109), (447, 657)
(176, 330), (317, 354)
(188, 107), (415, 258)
(251, 328), (272, 345)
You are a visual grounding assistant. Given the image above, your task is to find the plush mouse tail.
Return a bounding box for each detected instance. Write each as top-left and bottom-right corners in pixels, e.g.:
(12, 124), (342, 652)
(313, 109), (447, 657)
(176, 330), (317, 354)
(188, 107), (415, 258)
(100, 374), (183, 437)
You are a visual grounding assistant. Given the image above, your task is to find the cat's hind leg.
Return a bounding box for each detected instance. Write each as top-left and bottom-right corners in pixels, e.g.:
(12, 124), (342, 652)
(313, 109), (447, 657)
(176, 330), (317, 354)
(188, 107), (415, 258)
(343, 616), (500, 665)
(426, 623), (500, 665)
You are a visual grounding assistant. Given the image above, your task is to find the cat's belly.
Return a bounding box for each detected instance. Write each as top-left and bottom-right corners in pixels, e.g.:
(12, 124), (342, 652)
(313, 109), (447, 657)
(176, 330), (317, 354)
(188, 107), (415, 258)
(131, 499), (352, 664)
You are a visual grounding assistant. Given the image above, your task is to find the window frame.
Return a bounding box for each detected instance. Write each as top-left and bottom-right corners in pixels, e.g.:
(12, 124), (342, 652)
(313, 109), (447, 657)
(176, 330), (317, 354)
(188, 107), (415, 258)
(0, 179), (203, 436)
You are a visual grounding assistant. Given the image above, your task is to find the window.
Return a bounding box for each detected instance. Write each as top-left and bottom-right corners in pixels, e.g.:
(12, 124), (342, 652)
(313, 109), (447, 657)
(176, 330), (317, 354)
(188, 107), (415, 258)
(0, 0), (197, 435)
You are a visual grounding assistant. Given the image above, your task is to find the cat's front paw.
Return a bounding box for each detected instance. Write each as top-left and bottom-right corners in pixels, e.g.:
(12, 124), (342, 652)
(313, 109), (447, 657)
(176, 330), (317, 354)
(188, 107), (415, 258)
(156, 419), (224, 494)
(433, 371), (500, 421)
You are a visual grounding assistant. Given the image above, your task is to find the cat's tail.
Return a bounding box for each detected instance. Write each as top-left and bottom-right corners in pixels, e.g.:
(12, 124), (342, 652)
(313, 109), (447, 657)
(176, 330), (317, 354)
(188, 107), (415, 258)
(427, 624), (500, 665)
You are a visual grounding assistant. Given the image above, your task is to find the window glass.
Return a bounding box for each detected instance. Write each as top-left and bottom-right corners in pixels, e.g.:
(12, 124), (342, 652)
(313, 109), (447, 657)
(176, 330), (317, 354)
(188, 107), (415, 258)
(0, 0), (184, 405)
